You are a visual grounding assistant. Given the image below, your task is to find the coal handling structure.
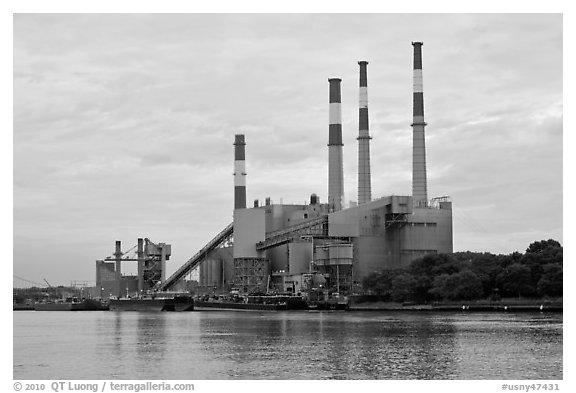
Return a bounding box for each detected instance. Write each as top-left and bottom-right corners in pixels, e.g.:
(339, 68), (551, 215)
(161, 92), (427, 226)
(93, 238), (193, 311)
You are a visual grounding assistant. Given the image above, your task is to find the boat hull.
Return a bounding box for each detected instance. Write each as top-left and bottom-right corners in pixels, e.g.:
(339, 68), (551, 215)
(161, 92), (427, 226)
(195, 296), (310, 311)
(109, 297), (194, 312)
(34, 299), (106, 311)
(307, 301), (349, 311)
(194, 300), (288, 311)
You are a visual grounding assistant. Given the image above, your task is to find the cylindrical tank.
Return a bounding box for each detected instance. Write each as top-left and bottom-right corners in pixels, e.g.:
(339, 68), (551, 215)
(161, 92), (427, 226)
(315, 245), (329, 265)
(211, 259), (223, 288)
(206, 260), (212, 290)
(328, 244), (353, 264)
(310, 193), (319, 205)
(288, 242), (313, 274)
(200, 260), (206, 287)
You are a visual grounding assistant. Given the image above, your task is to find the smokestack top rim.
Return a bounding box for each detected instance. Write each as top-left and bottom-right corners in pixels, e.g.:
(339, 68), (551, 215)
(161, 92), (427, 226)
(358, 60), (369, 65)
(328, 78), (342, 83)
(412, 41), (424, 46)
(234, 134), (246, 145)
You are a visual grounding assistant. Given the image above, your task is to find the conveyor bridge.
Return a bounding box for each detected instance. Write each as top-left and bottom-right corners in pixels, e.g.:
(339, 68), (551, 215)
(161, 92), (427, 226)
(159, 215), (329, 290)
(256, 215), (328, 250)
(158, 223), (233, 291)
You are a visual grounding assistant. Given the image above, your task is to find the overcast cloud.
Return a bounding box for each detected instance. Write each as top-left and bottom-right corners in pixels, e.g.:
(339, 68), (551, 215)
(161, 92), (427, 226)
(13, 14), (562, 285)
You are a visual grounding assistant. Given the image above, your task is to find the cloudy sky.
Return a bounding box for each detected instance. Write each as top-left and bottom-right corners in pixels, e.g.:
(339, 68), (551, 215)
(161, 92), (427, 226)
(13, 13), (562, 286)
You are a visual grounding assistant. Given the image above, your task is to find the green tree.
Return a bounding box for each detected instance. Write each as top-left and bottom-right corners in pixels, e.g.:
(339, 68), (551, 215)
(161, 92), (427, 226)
(362, 268), (403, 299)
(520, 239), (562, 292)
(497, 263), (534, 297)
(537, 263), (563, 297)
(390, 273), (417, 302)
(526, 239), (562, 254)
(499, 251), (523, 269)
(451, 270), (484, 300)
(429, 274), (453, 300)
(409, 254), (461, 303)
(465, 252), (501, 298)
(429, 270), (483, 300)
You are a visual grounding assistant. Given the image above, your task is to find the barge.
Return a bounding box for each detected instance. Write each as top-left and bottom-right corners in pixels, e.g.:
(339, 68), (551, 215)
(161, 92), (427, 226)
(34, 298), (108, 311)
(194, 294), (308, 311)
(108, 293), (194, 311)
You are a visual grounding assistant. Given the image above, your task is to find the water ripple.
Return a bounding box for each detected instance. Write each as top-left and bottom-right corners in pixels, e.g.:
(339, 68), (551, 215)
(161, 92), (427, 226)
(13, 311), (562, 380)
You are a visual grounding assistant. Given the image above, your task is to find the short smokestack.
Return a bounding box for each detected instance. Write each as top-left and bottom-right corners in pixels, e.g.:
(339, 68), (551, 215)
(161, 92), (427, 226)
(328, 78), (344, 212)
(357, 61), (372, 205)
(137, 238), (144, 292)
(412, 42), (428, 207)
(234, 134), (247, 210)
(114, 240), (122, 298)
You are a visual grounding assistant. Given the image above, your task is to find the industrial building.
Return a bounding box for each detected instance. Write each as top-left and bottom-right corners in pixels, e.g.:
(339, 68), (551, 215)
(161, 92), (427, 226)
(185, 42), (451, 296)
(99, 42), (453, 299)
(96, 238), (172, 298)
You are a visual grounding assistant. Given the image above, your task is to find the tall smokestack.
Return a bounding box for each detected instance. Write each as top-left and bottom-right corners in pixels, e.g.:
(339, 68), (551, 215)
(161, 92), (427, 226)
(234, 134), (246, 210)
(412, 42), (428, 207)
(328, 78), (344, 212)
(357, 61), (372, 205)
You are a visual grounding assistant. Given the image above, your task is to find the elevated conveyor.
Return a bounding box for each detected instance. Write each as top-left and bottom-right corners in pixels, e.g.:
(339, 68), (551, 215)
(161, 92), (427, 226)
(160, 215), (329, 290)
(256, 215), (328, 250)
(157, 223), (233, 291)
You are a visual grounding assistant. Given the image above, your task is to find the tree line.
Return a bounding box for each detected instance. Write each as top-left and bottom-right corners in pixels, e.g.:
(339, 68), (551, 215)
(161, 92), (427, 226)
(362, 239), (562, 303)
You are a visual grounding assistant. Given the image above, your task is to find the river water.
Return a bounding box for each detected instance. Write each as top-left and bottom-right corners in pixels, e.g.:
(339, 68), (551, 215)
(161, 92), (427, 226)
(13, 310), (562, 380)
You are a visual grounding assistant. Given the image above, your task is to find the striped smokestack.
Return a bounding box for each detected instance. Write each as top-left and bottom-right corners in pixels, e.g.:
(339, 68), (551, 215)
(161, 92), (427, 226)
(328, 78), (344, 212)
(234, 134), (246, 210)
(357, 61), (372, 205)
(412, 42), (428, 207)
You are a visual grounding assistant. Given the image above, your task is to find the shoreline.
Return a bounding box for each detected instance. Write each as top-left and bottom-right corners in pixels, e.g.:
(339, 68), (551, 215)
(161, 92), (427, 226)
(349, 300), (563, 312)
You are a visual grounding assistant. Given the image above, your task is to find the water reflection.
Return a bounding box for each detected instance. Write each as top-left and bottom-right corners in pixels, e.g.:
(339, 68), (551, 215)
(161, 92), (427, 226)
(13, 311), (562, 380)
(451, 313), (563, 379)
(135, 313), (167, 358)
(197, 312), (461, 379)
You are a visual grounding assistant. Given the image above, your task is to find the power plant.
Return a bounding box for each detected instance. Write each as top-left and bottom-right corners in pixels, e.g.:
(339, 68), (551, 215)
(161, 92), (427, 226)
(96, 42), (453, 299)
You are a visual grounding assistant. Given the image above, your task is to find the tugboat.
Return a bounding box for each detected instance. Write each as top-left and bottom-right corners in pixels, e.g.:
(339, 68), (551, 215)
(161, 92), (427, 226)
(306, 291), (349, 311)
(308, 293), (349, 311)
